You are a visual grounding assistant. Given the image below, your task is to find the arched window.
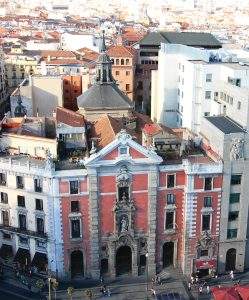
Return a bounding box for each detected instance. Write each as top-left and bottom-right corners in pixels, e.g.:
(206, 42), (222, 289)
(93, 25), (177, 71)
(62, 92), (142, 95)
(121, 59), (124, 65)
(116, 59), (119, 65)
(126, 59), (129, 65)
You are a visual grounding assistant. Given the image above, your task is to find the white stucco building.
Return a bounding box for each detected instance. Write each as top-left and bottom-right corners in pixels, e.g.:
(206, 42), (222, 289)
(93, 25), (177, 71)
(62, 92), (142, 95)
(151, 44), (249, 134)
(60, 33), (100, 52)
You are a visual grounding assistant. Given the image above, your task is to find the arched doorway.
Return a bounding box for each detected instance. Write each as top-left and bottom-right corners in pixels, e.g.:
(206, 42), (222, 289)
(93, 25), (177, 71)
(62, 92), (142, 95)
(163, 242), (174, 268)
(225, 248), (236, 271)
(116, 246), (132, 276)
(71, 250), (84, 278)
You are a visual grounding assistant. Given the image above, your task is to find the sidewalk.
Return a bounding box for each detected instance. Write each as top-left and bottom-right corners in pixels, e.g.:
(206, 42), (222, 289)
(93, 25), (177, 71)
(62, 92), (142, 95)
(1, 264), (42, 293)
(188, 271), (249, 299)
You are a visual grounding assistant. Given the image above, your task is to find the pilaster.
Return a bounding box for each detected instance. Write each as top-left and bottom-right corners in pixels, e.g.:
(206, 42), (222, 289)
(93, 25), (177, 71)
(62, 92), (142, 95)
(88, 169), (100, 279)
(147, 167), (158, 277)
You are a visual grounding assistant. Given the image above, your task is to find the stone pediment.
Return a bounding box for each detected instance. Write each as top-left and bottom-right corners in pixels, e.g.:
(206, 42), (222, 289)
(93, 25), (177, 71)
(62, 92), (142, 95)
(84, 129), (163, 167)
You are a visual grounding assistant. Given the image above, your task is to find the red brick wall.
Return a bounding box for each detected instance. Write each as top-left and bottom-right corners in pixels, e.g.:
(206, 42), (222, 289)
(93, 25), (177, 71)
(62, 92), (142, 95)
(130, 147), (146, 159)
(156, 170), (185, 265)
(100, 194), (115, 234)
(63, 75), (82, 111)
(133, 193), (148, 231)
(60, 179), (90, 274)
(103, 149), (118, 160)
(99, 176), (116, 193)
(194, 191), (220, 237)
(99, 173), (149, 234)
(194, 176), (203, 190)
(213, 175), (222, 189)
(59, 180), (69, 193)
(80, 178), (87, 192)
(132, 174), (148, 190)
(159, 172), (166, 187)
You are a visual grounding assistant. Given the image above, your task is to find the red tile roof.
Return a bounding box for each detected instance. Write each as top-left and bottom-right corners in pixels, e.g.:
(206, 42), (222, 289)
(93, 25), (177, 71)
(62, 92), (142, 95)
(143, 123), (162, 135)
(56, 107), (85, 127)
(41, 50), (76, 59)
(107, 45), (136, 58)
(90, 114), (122, 148)
(77, 47), (99, 61)
(45, 59), (83, 65)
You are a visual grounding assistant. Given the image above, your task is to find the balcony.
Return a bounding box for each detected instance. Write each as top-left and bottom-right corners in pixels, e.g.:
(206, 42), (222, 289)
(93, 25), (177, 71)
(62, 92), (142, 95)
(0, 224), (47, 240)
(34, 186), (42, 193)
(17, 183), (24, 189)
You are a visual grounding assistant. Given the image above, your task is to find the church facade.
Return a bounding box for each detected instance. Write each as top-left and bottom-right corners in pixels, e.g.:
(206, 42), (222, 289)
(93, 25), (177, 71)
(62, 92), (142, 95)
(59, 130), (223, 279)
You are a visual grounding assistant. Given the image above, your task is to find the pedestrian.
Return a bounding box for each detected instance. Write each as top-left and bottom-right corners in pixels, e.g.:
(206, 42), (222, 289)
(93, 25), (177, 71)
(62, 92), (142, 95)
(103, 285), (107, 296)
(188, 282), (191, 291)
(199, 286), (203, 294)
(206, 285), (210, 294)
(156, 275), (162, 285)
(151, 288), (156, 297)
(107, 288), (111, 297)
(100, 285), (105, 295)
(190, 275), (194, 285)
(230, 270), (234, 280)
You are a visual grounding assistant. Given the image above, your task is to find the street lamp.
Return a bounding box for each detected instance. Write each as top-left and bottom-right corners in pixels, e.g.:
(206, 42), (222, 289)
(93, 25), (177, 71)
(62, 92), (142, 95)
(145, 252), (149, 300)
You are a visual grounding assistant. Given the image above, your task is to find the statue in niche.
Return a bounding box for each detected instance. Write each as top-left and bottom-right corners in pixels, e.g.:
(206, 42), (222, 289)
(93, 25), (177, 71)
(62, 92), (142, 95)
(230, 138), (244, 160)
(120, 216), (128, 232)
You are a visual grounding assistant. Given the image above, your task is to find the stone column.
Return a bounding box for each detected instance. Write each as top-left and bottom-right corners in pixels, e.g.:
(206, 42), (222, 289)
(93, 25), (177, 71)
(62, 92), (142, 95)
(109, 242), (116, 278)
(147, 167), (158, 277)
(132, 243), (138, 276)
(88, 169), (100, 279)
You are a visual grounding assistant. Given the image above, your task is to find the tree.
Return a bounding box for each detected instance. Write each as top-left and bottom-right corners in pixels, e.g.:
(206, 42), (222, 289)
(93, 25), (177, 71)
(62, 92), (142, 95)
(36, 279), (44, 295)
(85, 289), (93, 300)
(51, 278), (59, 300)
(67, 286), (74, 300)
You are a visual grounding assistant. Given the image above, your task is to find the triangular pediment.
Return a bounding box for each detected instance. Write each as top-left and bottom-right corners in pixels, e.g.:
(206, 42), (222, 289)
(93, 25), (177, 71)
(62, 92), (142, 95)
(84, 130), (162, 167)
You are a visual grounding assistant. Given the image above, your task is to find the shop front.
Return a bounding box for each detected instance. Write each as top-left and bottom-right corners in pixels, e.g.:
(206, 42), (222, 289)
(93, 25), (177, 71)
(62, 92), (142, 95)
(195, 259), (216, 278)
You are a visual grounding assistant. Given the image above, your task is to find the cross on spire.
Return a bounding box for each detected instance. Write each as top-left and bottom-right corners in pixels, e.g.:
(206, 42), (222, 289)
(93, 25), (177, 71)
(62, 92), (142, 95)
(100, 30), (106, 53)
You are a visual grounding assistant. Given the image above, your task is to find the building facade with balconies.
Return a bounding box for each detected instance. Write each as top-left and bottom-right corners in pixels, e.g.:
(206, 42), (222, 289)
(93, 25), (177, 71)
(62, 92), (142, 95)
(0, 155), (63, 276)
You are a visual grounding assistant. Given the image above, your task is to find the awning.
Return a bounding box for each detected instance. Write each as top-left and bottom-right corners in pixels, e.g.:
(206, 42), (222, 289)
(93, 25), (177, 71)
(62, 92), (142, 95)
(196, 259), (216, 269)
(0, 244), (13, 259)
(31, 252), (48, 272)
(235, 285), (249, 300)
(14, 248), (31, 265)
(211, 287), (241, 300)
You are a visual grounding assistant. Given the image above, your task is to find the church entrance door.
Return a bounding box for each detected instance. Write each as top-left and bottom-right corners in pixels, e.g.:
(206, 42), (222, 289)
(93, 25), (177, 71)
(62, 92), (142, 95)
(116, 246), (132, 276)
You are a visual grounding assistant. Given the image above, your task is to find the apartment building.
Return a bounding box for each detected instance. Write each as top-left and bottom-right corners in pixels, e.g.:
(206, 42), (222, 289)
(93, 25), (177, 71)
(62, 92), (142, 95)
(4, 45), (40, 88)
(151, 42), (249, 274)
(0, 116), (63, 277)
(136, 31), (221, 114)
(201, 115), (249, 273)
(151, 43), (249, 134)
(10, 76), (64, 118)
(0, 49), (7, 118)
